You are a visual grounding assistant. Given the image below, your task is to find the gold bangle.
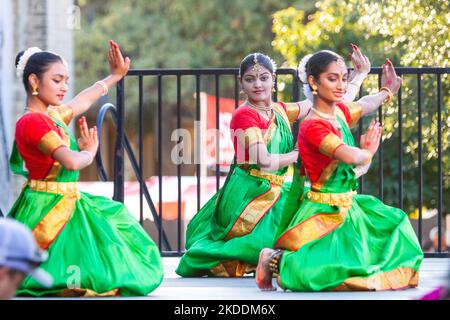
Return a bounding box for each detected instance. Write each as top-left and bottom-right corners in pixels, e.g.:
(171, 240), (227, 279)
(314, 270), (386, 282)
(362, 149), (373, 165)
(95, 80), (108, 96)
(379, 87), (393, 104)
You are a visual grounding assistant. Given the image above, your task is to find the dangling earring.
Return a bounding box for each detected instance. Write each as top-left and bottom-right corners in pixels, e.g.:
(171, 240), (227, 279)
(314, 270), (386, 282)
(311, 85), (318, 95)
(272, 82), (276, 93)
(32, 86), (39, 96)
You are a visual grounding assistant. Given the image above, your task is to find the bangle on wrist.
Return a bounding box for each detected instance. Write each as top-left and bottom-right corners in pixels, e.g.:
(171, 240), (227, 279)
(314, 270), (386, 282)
(95, 80), (108, 96)
(80, 150), (94, 164)
(379, 87), (393, 104)
(362, 149), (373, 165)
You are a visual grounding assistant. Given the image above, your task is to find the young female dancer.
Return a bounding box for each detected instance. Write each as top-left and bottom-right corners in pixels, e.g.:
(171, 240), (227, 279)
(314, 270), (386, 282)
(9, 41), (163, 296)
(256, 50), (423, 291)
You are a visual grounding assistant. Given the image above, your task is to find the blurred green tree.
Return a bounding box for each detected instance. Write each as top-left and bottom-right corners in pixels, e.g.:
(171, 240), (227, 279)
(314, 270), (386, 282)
(272, 0), (449, 214)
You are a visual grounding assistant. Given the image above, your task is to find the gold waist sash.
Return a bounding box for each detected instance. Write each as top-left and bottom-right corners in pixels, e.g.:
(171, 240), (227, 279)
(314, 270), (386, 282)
(248, 168), (284, 186)
(28, 180), (80, 199)
(306, 190), (356, 208)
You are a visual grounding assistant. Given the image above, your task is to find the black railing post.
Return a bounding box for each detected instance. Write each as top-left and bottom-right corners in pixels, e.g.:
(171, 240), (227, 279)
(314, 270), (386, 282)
(292, 70), (300, 101)
(378, 73), (384, 201)
(417, 74), (423, 246)
(437, 73), (443, 252)
(196, 75), (201, 212)
(398, 84), (404, 210)
(157, 75), (163, 251)
(176, 75), (182, 254)
(113, 78), (125, 202)
(138, 76), (144, 225)
(215, 74), (220, 191)
(107, 67), (449, 258)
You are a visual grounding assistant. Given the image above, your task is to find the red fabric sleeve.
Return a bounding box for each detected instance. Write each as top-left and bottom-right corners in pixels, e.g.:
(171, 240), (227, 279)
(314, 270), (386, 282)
(14, 113), (67, 180)
(298, 119), (345, 184)
(303, 120), (337, 149)
(20, 113), (59, 146)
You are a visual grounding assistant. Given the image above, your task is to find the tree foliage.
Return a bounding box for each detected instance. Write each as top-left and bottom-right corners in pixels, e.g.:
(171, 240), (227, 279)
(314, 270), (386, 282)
(272, 0), (449, 214)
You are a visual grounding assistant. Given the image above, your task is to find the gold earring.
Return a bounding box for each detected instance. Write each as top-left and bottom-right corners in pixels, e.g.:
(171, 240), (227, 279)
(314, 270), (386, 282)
(32, 86), (39, 96)
(312, 85), (318, 95)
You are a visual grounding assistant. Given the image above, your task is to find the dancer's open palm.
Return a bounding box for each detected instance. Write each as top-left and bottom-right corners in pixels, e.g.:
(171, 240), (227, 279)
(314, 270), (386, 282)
(108, 40), (131, 79)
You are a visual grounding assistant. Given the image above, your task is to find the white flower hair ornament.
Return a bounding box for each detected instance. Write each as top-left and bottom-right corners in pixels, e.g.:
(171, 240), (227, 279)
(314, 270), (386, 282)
(267, 56), (277, 75)
(16, 47), (42, 78)
(298, 54), (313, 101)
(297, 54), (312, 84)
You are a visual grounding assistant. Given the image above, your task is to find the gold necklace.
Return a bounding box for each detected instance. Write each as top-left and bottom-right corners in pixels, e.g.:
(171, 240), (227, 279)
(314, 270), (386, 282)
(246, 99), (272, 112)
(24, 106), (49, 114)
(246, 100), (273, 121)
(311, 107), (341, 128)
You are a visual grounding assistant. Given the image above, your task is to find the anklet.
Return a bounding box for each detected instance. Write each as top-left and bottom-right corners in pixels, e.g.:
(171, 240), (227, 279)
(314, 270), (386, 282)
(268, 249), (283, 274)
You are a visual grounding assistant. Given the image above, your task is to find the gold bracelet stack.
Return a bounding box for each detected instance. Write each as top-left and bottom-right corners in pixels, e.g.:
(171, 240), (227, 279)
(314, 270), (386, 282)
(379, 87), (393, 104)
(95, 80), (108, 96)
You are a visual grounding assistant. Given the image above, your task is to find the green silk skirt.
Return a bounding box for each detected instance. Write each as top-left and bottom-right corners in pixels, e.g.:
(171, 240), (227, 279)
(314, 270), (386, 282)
(275, 116), (423, 291)
(9, 115), (163, 297)
(176, 108), (302, 277)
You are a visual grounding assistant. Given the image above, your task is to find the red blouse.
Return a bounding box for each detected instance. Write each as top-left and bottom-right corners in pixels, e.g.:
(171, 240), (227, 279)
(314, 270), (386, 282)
(298, 102), (362, 184)
(14, 106), (74, 180)
(229, 102), (300, 163)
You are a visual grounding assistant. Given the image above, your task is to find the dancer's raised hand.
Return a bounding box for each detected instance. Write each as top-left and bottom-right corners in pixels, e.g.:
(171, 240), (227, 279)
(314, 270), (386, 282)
(348, 43), (371, 81)
(381, 58), (402, 95)
(108, 40), (131, 79)
(77, 116), (98, 155)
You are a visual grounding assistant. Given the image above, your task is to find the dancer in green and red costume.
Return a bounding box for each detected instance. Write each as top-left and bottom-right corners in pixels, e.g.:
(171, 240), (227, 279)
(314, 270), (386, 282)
(8, 41), (163, 297)
(256, 50), (423, 291)
(177, 45), (372, 278)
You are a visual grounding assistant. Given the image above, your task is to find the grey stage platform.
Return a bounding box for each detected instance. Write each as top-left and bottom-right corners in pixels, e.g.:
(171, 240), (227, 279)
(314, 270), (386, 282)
(149, 257), (449, 300)
(15, 258), (449, 300)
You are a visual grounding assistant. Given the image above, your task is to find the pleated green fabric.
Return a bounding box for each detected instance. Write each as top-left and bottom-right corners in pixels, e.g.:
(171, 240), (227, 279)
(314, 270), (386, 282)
(176, 109), (302, 277)
(9, 115), (163, 297)
(276, 116), (423, 291)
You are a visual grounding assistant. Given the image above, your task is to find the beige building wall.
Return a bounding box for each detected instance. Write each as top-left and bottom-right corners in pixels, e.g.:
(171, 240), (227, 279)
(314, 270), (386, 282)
(0, 0), (74, 212)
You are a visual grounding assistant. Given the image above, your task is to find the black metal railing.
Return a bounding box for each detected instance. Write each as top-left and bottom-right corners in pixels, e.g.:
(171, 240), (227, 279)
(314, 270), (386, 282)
(96, 67), (449, 258)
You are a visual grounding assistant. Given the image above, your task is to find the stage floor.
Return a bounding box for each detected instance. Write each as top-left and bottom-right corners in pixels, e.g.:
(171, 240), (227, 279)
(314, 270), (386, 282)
(148, 257), (449, 300)
(14, 258), (449, 300)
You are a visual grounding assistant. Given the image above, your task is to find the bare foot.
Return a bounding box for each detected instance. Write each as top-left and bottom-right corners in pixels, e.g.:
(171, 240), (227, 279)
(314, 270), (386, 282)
(256, 248), (276, 291)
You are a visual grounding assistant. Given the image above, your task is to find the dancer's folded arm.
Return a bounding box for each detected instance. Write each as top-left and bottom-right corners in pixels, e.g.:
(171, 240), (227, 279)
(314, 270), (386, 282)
(53, 116), (98, 171)
(333, 120), (382, 166)
(248, 142), (298, 171)
(53, 147), (94, 171)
